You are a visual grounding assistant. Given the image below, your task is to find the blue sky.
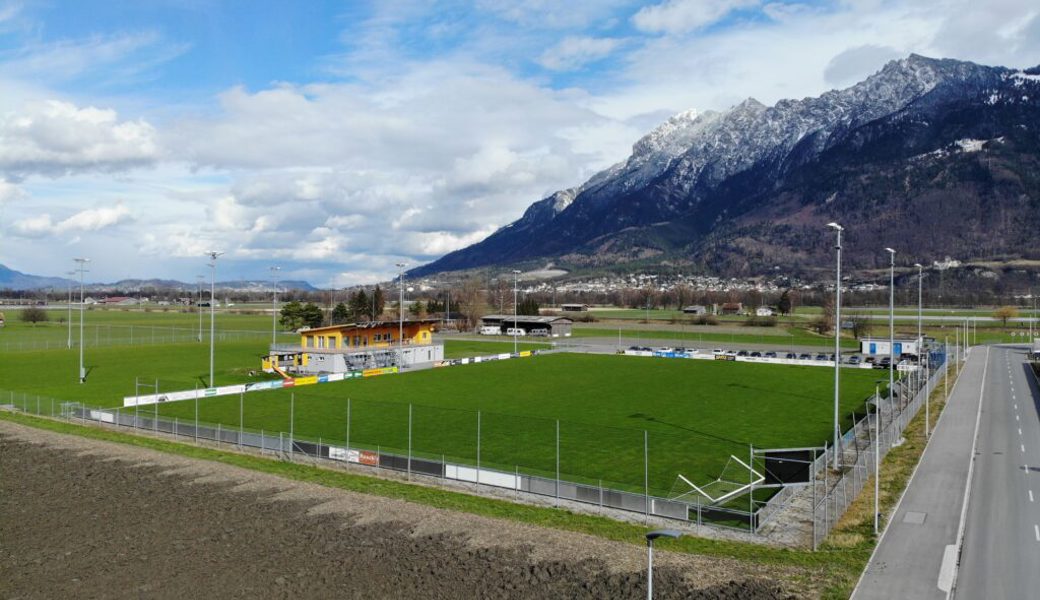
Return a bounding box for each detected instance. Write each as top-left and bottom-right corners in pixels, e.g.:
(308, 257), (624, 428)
(0, 0), (1037, 286)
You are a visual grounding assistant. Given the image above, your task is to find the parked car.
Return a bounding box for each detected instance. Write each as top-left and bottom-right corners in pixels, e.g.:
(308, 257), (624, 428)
(799, 353), (812, 360)
(528, 328), (550, 337)
(848, 355), (862, 365)
(785, 352), (797, 359)
(764, 351), (778, 358)
(737, 350), (749, 357)
(749, 351), (762, 357)
(479, 325), (501, 335)
(505, 328), (526, 336)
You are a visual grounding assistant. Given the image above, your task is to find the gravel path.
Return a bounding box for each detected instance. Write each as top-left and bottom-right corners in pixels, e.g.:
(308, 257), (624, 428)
(0, 419), (809, 599)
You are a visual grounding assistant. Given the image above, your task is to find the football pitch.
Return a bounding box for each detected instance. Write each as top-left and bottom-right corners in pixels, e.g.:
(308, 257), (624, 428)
(138, 353), (881, 498)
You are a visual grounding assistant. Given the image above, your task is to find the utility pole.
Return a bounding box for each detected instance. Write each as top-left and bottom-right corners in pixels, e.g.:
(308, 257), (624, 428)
(396, 263), (406, 367)
(513, 269), (521, 354)
(66, 271), (76, 349)
(885, 248), (896, 421)
(915, 263), (928, 437)
(197, 275), (205, 342)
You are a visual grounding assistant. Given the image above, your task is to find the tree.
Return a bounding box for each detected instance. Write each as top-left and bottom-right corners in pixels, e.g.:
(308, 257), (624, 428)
(300, 303), (324, 329)
(349, 290), (369, 321)
(456, 276), (487, 330)
(517, 297), (540, 315)
(279, 301), (305, 331)
(993, 305), (1018, 326)
(409, 300), (427, 318)
(20, 306), (48, 326)
(331, 302), (351, 325)
(811, 297), (834, 335)
(847, 312), (873, 339)
(777, 289), (793, 316)
(372, 285), (385, 318)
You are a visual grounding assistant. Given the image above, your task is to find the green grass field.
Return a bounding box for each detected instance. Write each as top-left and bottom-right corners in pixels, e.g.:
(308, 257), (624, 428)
(570, 325), (860, 349)
(118, 353), (882, 499)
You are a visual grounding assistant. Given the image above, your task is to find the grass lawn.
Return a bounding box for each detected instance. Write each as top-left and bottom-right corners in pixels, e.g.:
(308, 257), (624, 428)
(570, 325), (860, 349)
(441, 339), (551, 358)
(132, 353), (883, 499)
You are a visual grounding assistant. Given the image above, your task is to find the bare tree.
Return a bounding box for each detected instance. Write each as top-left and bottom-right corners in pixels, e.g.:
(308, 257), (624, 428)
(993, 305), (1018, 327)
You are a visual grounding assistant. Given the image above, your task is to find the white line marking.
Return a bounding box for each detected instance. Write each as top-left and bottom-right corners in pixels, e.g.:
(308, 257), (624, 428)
(1022, 444), (1027, 453)
(938, 545), (958, 593)
(1030, 490), (1034, 502)
(1035, 525), (1039, 542)
(1017, 415), (1020, 422)
(947, 347), (989, 600)
(1020, 428), (1024, 436)
(1015, 404), (1019, 410)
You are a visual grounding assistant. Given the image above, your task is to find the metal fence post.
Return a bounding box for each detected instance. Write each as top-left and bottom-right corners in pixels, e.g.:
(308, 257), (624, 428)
(476, 410), (481, 485)
(290, 392), (294, 462)
(555, 419), (560, 508)
(346, 398), (351, 452)
(407, 403), (412, 481)
(644, 430), (650, 525)
(239, 391), (244, 450)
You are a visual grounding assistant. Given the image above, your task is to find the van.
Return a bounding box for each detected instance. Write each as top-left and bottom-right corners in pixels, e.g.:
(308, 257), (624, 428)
(506, 327), (526, 336)
(528, 328), (549, 337)
(479, 325), (501, 335)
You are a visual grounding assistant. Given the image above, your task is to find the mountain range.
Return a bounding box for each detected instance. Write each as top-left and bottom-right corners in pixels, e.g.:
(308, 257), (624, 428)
(0, 264), (317, 292)
(412, 55), (1040, 280)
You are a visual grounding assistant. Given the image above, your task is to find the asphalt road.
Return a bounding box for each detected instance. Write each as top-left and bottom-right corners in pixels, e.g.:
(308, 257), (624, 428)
(953, 346), (1040, 598)
(853, 346), (1040, 599)
(852, 347), (987, 600)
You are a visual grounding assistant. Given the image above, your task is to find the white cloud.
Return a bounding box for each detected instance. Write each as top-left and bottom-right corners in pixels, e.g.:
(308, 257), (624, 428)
(0, 99), (158, 179)
(13, 201), (130, 237)
(538, 36), (623, 71)
(0, 178), (25, 203)
(632, 0), (760, 34)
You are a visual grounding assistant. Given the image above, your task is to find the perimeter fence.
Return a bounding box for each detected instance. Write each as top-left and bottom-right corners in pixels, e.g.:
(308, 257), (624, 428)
(0, 324), (291, 352)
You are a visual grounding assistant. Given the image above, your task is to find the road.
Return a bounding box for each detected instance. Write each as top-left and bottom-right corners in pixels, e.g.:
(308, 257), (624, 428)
(953, 346), (1040, 598)
(852, 346), (1040, 599)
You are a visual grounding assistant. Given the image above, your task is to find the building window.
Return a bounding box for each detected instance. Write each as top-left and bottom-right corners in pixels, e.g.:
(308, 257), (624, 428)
(305, 336), (314, 348)
(329, 337), (337, 349)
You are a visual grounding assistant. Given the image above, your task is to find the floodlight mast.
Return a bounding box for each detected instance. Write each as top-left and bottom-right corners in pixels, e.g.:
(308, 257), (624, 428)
(206, 251), (224, 387)
(396, 263), (406, 368)
(270, 266), (281, 346)
(74, 258), (90, 383)
(512, 269), (521, 354)
(828, 222), (843, 469)
(66, 271), (76, 349)
(915, 263), (927, 437)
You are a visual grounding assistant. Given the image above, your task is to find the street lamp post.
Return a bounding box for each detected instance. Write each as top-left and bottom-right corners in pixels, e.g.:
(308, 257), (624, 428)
(512, 269), (521, 354)
(396, 263), (406, 365)
(828, 222), (843, 469)
(270, 266), (280, 346)
(885, 248), (896, 422)
(915, 263), (928, 437)
(206, 251), (223, 388)
(645, 529), (682, 600)
(73, 258), (90, 383)
(873, 383), (881, 534)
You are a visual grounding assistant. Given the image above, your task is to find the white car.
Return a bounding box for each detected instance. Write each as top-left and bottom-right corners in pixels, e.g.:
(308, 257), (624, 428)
(479, 326), (501, 335)
(506, 327), (526, 336)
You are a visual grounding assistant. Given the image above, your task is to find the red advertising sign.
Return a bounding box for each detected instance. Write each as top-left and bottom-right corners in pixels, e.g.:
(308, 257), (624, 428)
(358, 450), (379, 466)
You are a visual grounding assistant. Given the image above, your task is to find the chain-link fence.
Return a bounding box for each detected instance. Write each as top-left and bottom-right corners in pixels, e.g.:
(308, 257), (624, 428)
(1, 350), (960, 547)
(805, 351), (956, 549)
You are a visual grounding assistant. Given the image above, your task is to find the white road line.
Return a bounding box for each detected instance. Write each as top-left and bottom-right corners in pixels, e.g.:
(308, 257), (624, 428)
(1022, 444), (1027, 453)
(1030, 490), (1034, 503)
(1017, 415), (1020, 422)
(1035, 525), (1039, 542)
(1019, 428), (1023, 436)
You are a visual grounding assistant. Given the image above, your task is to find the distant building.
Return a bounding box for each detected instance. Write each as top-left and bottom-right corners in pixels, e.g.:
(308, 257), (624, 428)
(479, 315), (573, 337)
(860, 338), (920, 358)
(263, 319), (443, 375)
(682, 305), (707, 315)
(755, 307), (774, 317)
(560, 303), (589, 312)
(720, 302), (743, 315)
(102, 296), (138, 306)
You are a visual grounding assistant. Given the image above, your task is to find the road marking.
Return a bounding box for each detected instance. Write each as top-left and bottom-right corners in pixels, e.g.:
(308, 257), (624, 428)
(1035, 525), (1039, 542)
(938, 545), (958, 592)
(1030, 490), (1034, 503)
(1020, 428), (1024, 436)
(946, 347), (989, 600)
(1023, 445), (1027, 453)
(1017, 415), (1020, 422)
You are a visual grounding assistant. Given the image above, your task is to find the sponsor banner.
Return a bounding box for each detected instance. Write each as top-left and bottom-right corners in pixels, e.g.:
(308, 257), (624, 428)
(444, 464), (519, 490)
(433, 360), (450, 367)
(204, 388), (218, 396)
(354, 450), (378, 466)
(90, 410), (116, 423)
(216, 384), (246, 395)
(497, 353), (511, 360)
(295, 376), (318, 386)
(519, 351), (531, 357)
(326, 372), (346, 382)
(317, 374), (329, 383)
(282, 379), (296, 388)
(460, 358), (470, 365)
(362, 367), (396, 378)
(328, 446), (348, 461)
(714, 354), (736, 361)
(473, 357), (482, 363)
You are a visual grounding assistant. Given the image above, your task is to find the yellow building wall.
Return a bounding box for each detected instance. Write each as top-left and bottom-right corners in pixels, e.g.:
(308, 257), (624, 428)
(300, 323), (434, 350)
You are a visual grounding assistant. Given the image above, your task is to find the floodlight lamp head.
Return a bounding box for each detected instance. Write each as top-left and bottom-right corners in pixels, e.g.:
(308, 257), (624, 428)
(512, 269), (521, 274)
(827, 222), (843, 231)
(914, 263), (923, 269)
(206, 250), (224, 261)
(646, 529), (683, 542)
(396, 262), (406, 268)
(884, 248), (896, 255)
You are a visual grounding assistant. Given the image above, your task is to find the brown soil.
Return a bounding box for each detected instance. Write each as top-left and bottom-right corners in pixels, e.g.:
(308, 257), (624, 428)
(0, 420), (805, 599)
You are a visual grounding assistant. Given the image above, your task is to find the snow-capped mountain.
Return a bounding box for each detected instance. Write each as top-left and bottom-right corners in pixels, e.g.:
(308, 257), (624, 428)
(411, 55), (1040, 278)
